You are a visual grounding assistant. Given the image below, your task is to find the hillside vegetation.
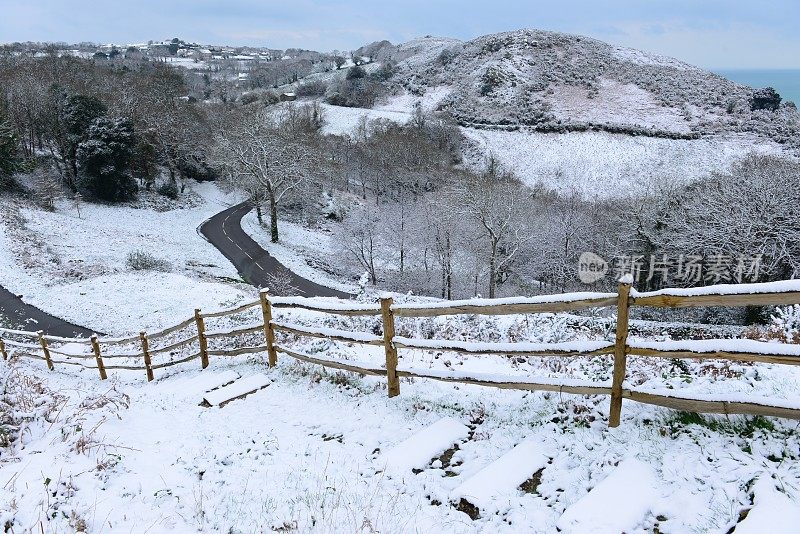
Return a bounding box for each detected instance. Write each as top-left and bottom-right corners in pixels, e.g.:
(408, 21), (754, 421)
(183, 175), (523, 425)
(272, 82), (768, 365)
(379, 30), (798, 147)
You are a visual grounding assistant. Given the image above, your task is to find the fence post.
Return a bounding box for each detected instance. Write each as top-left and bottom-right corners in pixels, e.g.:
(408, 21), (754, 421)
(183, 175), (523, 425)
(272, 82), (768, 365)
(0, 338), (7, 360)
(140, 331), (154, 382)
(195, 309), (209, 369)
(91, 335), (107, 380)
(37, 330), (54, 371)
(380, 297), (400, 398)
(260, 289), (278, 367)
(609, 276), (633, 427)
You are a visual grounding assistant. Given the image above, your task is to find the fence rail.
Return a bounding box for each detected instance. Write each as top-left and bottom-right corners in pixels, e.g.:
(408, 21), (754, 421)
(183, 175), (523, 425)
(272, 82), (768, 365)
(3, 280), (800, 426)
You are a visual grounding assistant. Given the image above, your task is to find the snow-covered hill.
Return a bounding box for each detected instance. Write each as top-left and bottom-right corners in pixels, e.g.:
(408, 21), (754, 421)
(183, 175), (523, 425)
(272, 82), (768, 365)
(308, 29), (797, 196)
(382, 29), (799, 146)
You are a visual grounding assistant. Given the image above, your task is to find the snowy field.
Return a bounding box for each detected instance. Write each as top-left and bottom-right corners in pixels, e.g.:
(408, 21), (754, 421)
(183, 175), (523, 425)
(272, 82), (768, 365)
(547, 78), (693, 134)
(319, 102), (412, 136)
(301, 94), (788, 199)
(0, 182), (254, 334)
(306, 87), (452, 137)
(3, 301), (800, 533)
(462, 128), (790, 197)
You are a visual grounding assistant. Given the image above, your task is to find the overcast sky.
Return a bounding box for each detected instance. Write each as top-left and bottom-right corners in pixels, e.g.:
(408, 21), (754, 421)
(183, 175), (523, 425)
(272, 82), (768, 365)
(1, 0), (798, 69)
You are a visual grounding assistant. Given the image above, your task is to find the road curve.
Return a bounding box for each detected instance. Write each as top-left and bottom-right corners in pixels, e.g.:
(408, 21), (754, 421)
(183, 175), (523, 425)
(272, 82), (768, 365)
(0, 201), (348, 337)
(199, 202), (351, 298)
(0, 285), (96, 337)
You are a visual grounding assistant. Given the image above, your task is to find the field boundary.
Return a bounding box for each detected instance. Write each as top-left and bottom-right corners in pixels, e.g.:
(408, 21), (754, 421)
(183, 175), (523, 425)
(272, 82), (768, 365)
(3, 279), (800, 426)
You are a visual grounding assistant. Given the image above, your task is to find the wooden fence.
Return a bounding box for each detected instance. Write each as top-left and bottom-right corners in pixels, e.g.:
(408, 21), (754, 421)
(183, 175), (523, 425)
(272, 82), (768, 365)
(3, 279), (800, 427)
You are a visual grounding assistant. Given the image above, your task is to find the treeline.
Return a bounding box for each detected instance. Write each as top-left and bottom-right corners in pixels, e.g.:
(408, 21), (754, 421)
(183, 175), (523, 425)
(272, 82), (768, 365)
(329, 146), (800, 324)
(0, 55), (215, 202)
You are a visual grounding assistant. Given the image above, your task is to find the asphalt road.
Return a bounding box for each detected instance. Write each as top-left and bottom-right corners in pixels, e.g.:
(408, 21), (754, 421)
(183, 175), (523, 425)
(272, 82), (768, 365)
(0, 285), (96, 337)
(199, 201), (351, 299)
(0, 201), (347, 338)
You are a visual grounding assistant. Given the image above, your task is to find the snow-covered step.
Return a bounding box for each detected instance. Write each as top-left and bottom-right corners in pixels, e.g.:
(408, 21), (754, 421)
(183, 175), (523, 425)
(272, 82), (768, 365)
(158, 370), (241, 397)
(734, 478), (800, 534)
(556, 458), (658, 534)
(184, 370), (241, 396)
(379, 417), (470, 477)
(202, 373), (270, 407)
(450, 439), (549, 515)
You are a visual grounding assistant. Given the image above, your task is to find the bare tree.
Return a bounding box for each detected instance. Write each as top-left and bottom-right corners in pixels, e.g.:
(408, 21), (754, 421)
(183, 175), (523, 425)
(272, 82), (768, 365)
(214, 108), (312, 242)
(451, 167), (532, 298)
(422, 193), (459, 299)
(657, 154), (800, 281)
(340, 204), (381, 285)
(265, 266), (299, 295)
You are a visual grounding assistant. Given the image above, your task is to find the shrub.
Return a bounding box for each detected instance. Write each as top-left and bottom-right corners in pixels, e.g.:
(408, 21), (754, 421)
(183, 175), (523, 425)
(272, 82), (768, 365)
(126, 250), (171, 271)
(240, 92), (259, 105)
(295, 80), (328, 97)
(261, 91), (280, 105)
(480, 67), (505, 96)
(156, 180), (179, 199)
(346, 65), (366, 80)
(326, 78), (383, 108)
(437, 48), (458, 66)
(370, 62), (395, 81)
(265, 267), (298, 295)
(771, 304), (800, 342)
(751, 87), (782, 112)
(177, 156), (217, 182)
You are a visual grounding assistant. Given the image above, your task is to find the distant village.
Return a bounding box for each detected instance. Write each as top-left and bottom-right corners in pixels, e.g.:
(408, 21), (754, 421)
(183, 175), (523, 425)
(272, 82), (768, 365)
(0, 37), (365, 91)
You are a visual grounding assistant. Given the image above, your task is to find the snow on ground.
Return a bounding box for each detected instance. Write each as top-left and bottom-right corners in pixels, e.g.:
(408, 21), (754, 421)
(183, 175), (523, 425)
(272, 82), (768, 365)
(40, 272), (247, 334)
(316, 85), (452, 136)
(318, 102), (412, 136)
(450, 439), (550, 514)
(462, 128), (790, 197)
(735, 478), (800, 534)
(240, 209), (357, 293)
(2, 299), (800, 532)
(555, 458), (659, 533)
(373, 86), (453, 114)
(548, 79), (692, 134)
(611, 45), (698, 71)
(3, 313), (800, 533)
(0, 182), (253, 334)
(380, 417), (470, 477)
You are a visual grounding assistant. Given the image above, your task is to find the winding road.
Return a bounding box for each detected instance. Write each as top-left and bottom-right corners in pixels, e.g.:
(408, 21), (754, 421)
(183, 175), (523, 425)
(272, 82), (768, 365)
(0, 285), (96, 337)
(199, 201), (350, 299)
(0, 201), (349, 337)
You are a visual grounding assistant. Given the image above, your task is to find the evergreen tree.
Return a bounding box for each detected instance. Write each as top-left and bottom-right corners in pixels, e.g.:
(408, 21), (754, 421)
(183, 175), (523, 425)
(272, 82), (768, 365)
(63, 94), (107, 180)
(48, 89), (107, 190)
(77, 117), (138, 202)
(0, 118), (20, 179)
(751, 87), (782, 112)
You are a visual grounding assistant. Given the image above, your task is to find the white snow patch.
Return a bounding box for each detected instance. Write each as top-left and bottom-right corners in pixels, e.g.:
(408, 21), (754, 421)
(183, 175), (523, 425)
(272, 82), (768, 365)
(735, 478), (800, 534)
(380, 417), (470, 477)
(548, 79), (691, 134)
(202, 373), (271, 406)
(0, 182), (251, 334)
(450, 439), (549, 513)
(41, 272), (248, 335)
(318, 103), (411, 136)
(556, 458), (659, 533)
(463, 128), (788, 198)
(159, 369), (241, 397)
(373, 86), (453, 114)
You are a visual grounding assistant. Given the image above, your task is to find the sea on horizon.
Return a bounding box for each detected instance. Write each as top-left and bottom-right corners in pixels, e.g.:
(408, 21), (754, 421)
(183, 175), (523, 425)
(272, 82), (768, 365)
(714, 68), (800, 106)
